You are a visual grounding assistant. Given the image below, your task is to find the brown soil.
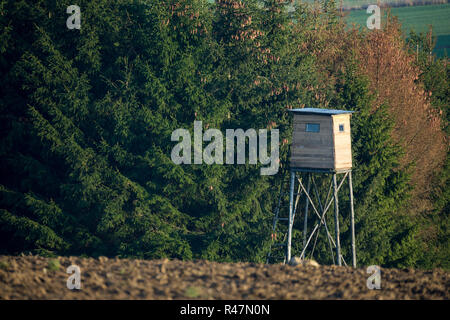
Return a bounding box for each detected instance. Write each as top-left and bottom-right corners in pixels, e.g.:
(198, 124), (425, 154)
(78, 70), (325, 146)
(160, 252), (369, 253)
(0, 255), (448, 300)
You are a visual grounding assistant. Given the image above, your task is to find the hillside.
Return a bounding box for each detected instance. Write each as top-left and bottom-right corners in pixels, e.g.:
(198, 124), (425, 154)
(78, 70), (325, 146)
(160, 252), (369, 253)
(345, 4), (450, 56)
(302, 0), (449, 10)
(0, 255), (448, 299)
(0, 0), (448, 275)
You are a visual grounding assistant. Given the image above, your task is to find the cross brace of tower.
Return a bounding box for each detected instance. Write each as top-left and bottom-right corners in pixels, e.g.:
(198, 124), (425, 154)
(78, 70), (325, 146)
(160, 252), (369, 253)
(267, 168), (356, 268)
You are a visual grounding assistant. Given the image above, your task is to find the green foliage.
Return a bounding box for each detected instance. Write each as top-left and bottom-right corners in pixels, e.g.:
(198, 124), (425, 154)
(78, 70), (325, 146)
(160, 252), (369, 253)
(332, 62), (423, 268)
(0, 261), (10, 270)
(406, 28), (450, 269)
(184, 285), (203, 298)
(47, 259), (60, 271)
(0, 0), (446, 269)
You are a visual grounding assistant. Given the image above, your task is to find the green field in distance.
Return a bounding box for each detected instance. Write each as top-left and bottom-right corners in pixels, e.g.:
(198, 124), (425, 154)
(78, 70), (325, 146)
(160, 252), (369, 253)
(345, 3), (450, 57)
(301, 0), (448, 10)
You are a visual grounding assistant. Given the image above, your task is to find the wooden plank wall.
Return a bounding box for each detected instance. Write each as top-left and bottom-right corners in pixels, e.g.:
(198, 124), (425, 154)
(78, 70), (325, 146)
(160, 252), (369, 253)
(290, 114), (334, 169)
(332, 114), (352, 170)
(290, 113), (353, 170)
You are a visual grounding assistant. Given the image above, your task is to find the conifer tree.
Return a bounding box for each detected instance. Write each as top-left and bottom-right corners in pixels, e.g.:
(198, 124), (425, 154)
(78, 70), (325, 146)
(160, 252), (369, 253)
(332, 63), (423, 267)
(0, 0), (446, 269)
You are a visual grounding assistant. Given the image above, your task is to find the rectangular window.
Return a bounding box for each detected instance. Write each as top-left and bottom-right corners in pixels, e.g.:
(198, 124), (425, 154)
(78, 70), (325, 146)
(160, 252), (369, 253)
(339, 124), (345, 132)
(306, 123), (320, 132)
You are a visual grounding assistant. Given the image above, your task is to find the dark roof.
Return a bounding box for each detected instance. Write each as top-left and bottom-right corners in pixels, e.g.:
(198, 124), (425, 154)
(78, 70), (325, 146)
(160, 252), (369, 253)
(288, 108), (355, 115)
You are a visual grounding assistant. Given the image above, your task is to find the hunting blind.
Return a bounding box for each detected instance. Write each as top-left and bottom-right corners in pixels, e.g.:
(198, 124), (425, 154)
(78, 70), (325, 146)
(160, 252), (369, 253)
(267, 108), (357, 268)
(290, 108), (353, 170)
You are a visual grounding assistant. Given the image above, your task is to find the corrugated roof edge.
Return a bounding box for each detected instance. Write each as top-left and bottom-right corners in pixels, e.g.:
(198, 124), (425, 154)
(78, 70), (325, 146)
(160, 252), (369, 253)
(288, 108), (355, 115)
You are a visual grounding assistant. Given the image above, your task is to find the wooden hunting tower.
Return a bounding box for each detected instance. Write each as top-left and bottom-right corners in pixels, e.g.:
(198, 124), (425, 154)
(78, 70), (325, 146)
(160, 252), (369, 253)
(289, 108), (354, 170)
(267, 108), (357, 268)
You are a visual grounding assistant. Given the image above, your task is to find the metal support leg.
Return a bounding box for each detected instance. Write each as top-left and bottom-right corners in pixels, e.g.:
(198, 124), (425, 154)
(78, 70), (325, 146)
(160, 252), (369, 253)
(303, 174), (311, 248)
(349, 170), (356, 268)
(333, 173), (342, 266)
(286, 170), (296, 263)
